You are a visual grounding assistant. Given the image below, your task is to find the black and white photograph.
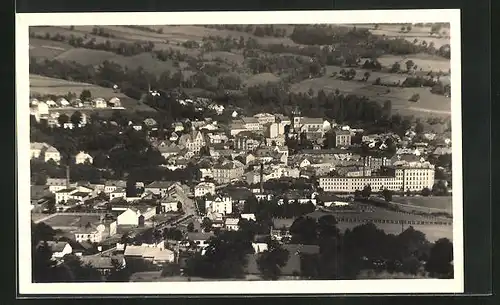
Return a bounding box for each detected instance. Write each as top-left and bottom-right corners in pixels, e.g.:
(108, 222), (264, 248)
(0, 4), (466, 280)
(16, 10), (463, 295)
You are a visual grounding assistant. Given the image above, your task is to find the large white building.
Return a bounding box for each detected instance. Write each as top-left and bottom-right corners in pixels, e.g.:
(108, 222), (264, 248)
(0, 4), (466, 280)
(194, 182), (216, 198)
(319, 162), (435, 193)
(205, 196), (232, 215)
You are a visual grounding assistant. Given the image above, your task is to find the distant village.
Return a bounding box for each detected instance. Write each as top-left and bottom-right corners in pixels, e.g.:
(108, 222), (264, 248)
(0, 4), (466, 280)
(30, 92), (453, 280)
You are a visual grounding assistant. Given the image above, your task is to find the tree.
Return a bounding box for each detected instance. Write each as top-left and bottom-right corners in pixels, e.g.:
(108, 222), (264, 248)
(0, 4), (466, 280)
(257, 241), (290, 280)
(201, 217), (213, 232)
(362, 184), (372, 198)
(289, 216), (318, 244)
(405, 60), (415, 71)
(390, 62), (401, 73)
(400, 26), (406, 32)
(57, 113), (70, 126)
(415, 121), (425, 133)
(363, 71), (371, 82)
(409, 93), (420, 102)
(80, 89), (92, 101)
(374, 77), (381, 85)
(425, 238), (453, 278)
(406, 25), (412, 32)
(421, 187), (431, 197)
(70, 111), (83, 126)
(382, 188), (393, 202)
(187, 222), (195, 232)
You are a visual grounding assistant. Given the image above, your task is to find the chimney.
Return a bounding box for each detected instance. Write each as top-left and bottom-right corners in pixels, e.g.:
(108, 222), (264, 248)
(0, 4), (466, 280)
(66, 165), (70, 188)
(259, 163), (264, 194)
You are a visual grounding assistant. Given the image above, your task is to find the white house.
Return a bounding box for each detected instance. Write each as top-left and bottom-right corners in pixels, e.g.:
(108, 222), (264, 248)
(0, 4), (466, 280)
(117, 207), (156, 226)
(55, 188), (78, 203)
(194, 182), (216, 198)
(124, 245), (175, 264)
(56, 98), (70, 107)
(252, 242), (269, 253)
(205, 196), (232, 215)
(241, 213), (256, 221)
(46, 178), (68, 193)
(92, 98), (107, 108)
(75, 151), (93, 164)
(187, 232), (215, 250)
(224, 218), (240, 231)
(109, 188), (127, 201)
(74, 225), (104, 243)
(42, 241), (73, 259)
(44, 146), (61, 164)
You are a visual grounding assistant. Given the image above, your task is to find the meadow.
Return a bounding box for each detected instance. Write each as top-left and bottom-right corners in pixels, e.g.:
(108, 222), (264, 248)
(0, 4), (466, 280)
(393, 196), (453, 214)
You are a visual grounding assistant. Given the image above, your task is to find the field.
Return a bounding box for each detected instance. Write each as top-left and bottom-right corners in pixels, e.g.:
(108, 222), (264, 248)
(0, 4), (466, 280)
(30, 74), (126, 99)
(377, 54), (450, 73)
(30, 74), (157, 113)
(40, 213), (102, 228)
(29, 38), (74, 60)
(348, 23), (450, 49)
(336, 222), (452, 243)
(393, 196), (453, 214)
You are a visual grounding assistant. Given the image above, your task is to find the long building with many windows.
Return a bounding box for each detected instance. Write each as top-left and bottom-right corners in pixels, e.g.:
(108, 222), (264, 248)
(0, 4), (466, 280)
(319, 162), (435, 193)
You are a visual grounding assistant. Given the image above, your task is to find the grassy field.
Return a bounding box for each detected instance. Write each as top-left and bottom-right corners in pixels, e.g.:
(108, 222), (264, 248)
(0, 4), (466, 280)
(377, 53), (450, 73)
(393, 196), (453, 214)
(336, 222), (452, 242)
(30, 74), (127, 99)
(243, 72), (281, 87)
(29, 38), (74, 60)
(30, 74), (157, 113)
(41, 213), (102, 228)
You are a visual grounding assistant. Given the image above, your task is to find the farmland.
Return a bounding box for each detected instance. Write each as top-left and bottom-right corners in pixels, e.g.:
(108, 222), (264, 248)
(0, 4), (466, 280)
(30, 74), (157, 113)
(29, 23), (451, 119)
(393, 196), (453, 214)
(30, 74), (126, 99)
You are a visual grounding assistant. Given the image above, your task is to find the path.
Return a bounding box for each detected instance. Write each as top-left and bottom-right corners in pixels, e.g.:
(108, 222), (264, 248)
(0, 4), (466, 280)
(407, 107), (451, 115)
(33, 213), (58, 224)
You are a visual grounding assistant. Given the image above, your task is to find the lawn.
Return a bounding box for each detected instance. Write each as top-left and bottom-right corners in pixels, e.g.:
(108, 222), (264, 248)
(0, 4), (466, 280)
(291, 77), (367, 94)
(53, 48), (177, 76)
(202, 51), (245, 65)
(41, 213), (102, 228)
(376, 53), (450, 73)
(336, 222), (452, 242)
(393, 196), (453, 214)
(29, 38), (74, 60)
(30, 74), (127, 99)
(243, 72), (281, 88)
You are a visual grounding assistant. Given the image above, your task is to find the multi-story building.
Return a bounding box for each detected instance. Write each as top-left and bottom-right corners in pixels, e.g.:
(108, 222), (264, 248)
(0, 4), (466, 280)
(205, 196), (233, 215)
(254, 113), (276, 125)
(74, 227), (103, 243)
(212, 160), (245, 184)
(75, 151), (93, 164)
(234, 136), (261, 151)
(268, 122), (285, 139)
(240, 117), (262, 131)
(194, 182), (216, 198)
(178, 130), (206, 155)
(333, 129), (352, 147)
(319, 162), (435, 193)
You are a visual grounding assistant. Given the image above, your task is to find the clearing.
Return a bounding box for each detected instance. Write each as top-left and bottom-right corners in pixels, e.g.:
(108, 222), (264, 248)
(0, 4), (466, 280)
(376, 53), (450, 73)
(392, 196), (453, 214)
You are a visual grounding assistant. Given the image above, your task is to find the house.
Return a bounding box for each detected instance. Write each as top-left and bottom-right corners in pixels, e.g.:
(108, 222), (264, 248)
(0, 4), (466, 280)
(145, 181), (178, 197)
(240, 117), (262, 131)
(55, 187), (78, 203)
(74, 225), (104, 243)
(172, 122), (185, 132)
(224, 218), (240, 231)
(241, 213), (256, 221)
(44, 146), (61, 164)
(178, 130), (206, 154)
(45, 99), (57, 107)
(124, 245), (175, 264)
(56, 98), (70, 107)
(205, 196), (233, 215)
(157, 142), (182, 159)
(143, 118), (158, 128)
(92, 98), (107, 108)
(234, 135), (261, 151)
(30, 142), (48, 159)
(75, 151), (93, 164)
(160, 188), (187, 213)
(333, 129), (352, 147)
(194, 182), (216, 198)
(254, 113), (276, 125)
(108, 97), (121, 108)
(104, 180), (127, 194)
(68, 191), (91, 203)
(39, 241), (73, 259)
(268, 122), (285, 138)
(316, 193), (350, 207)
(187, 232), (215, 250)
(45, 178), (68, 193)
(212, 160), (245, 184)
(117, 207), (157, 226)
(252, 242), (269, 254)
(79, 256), (125, 275)
(109, 188), (127, 201)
